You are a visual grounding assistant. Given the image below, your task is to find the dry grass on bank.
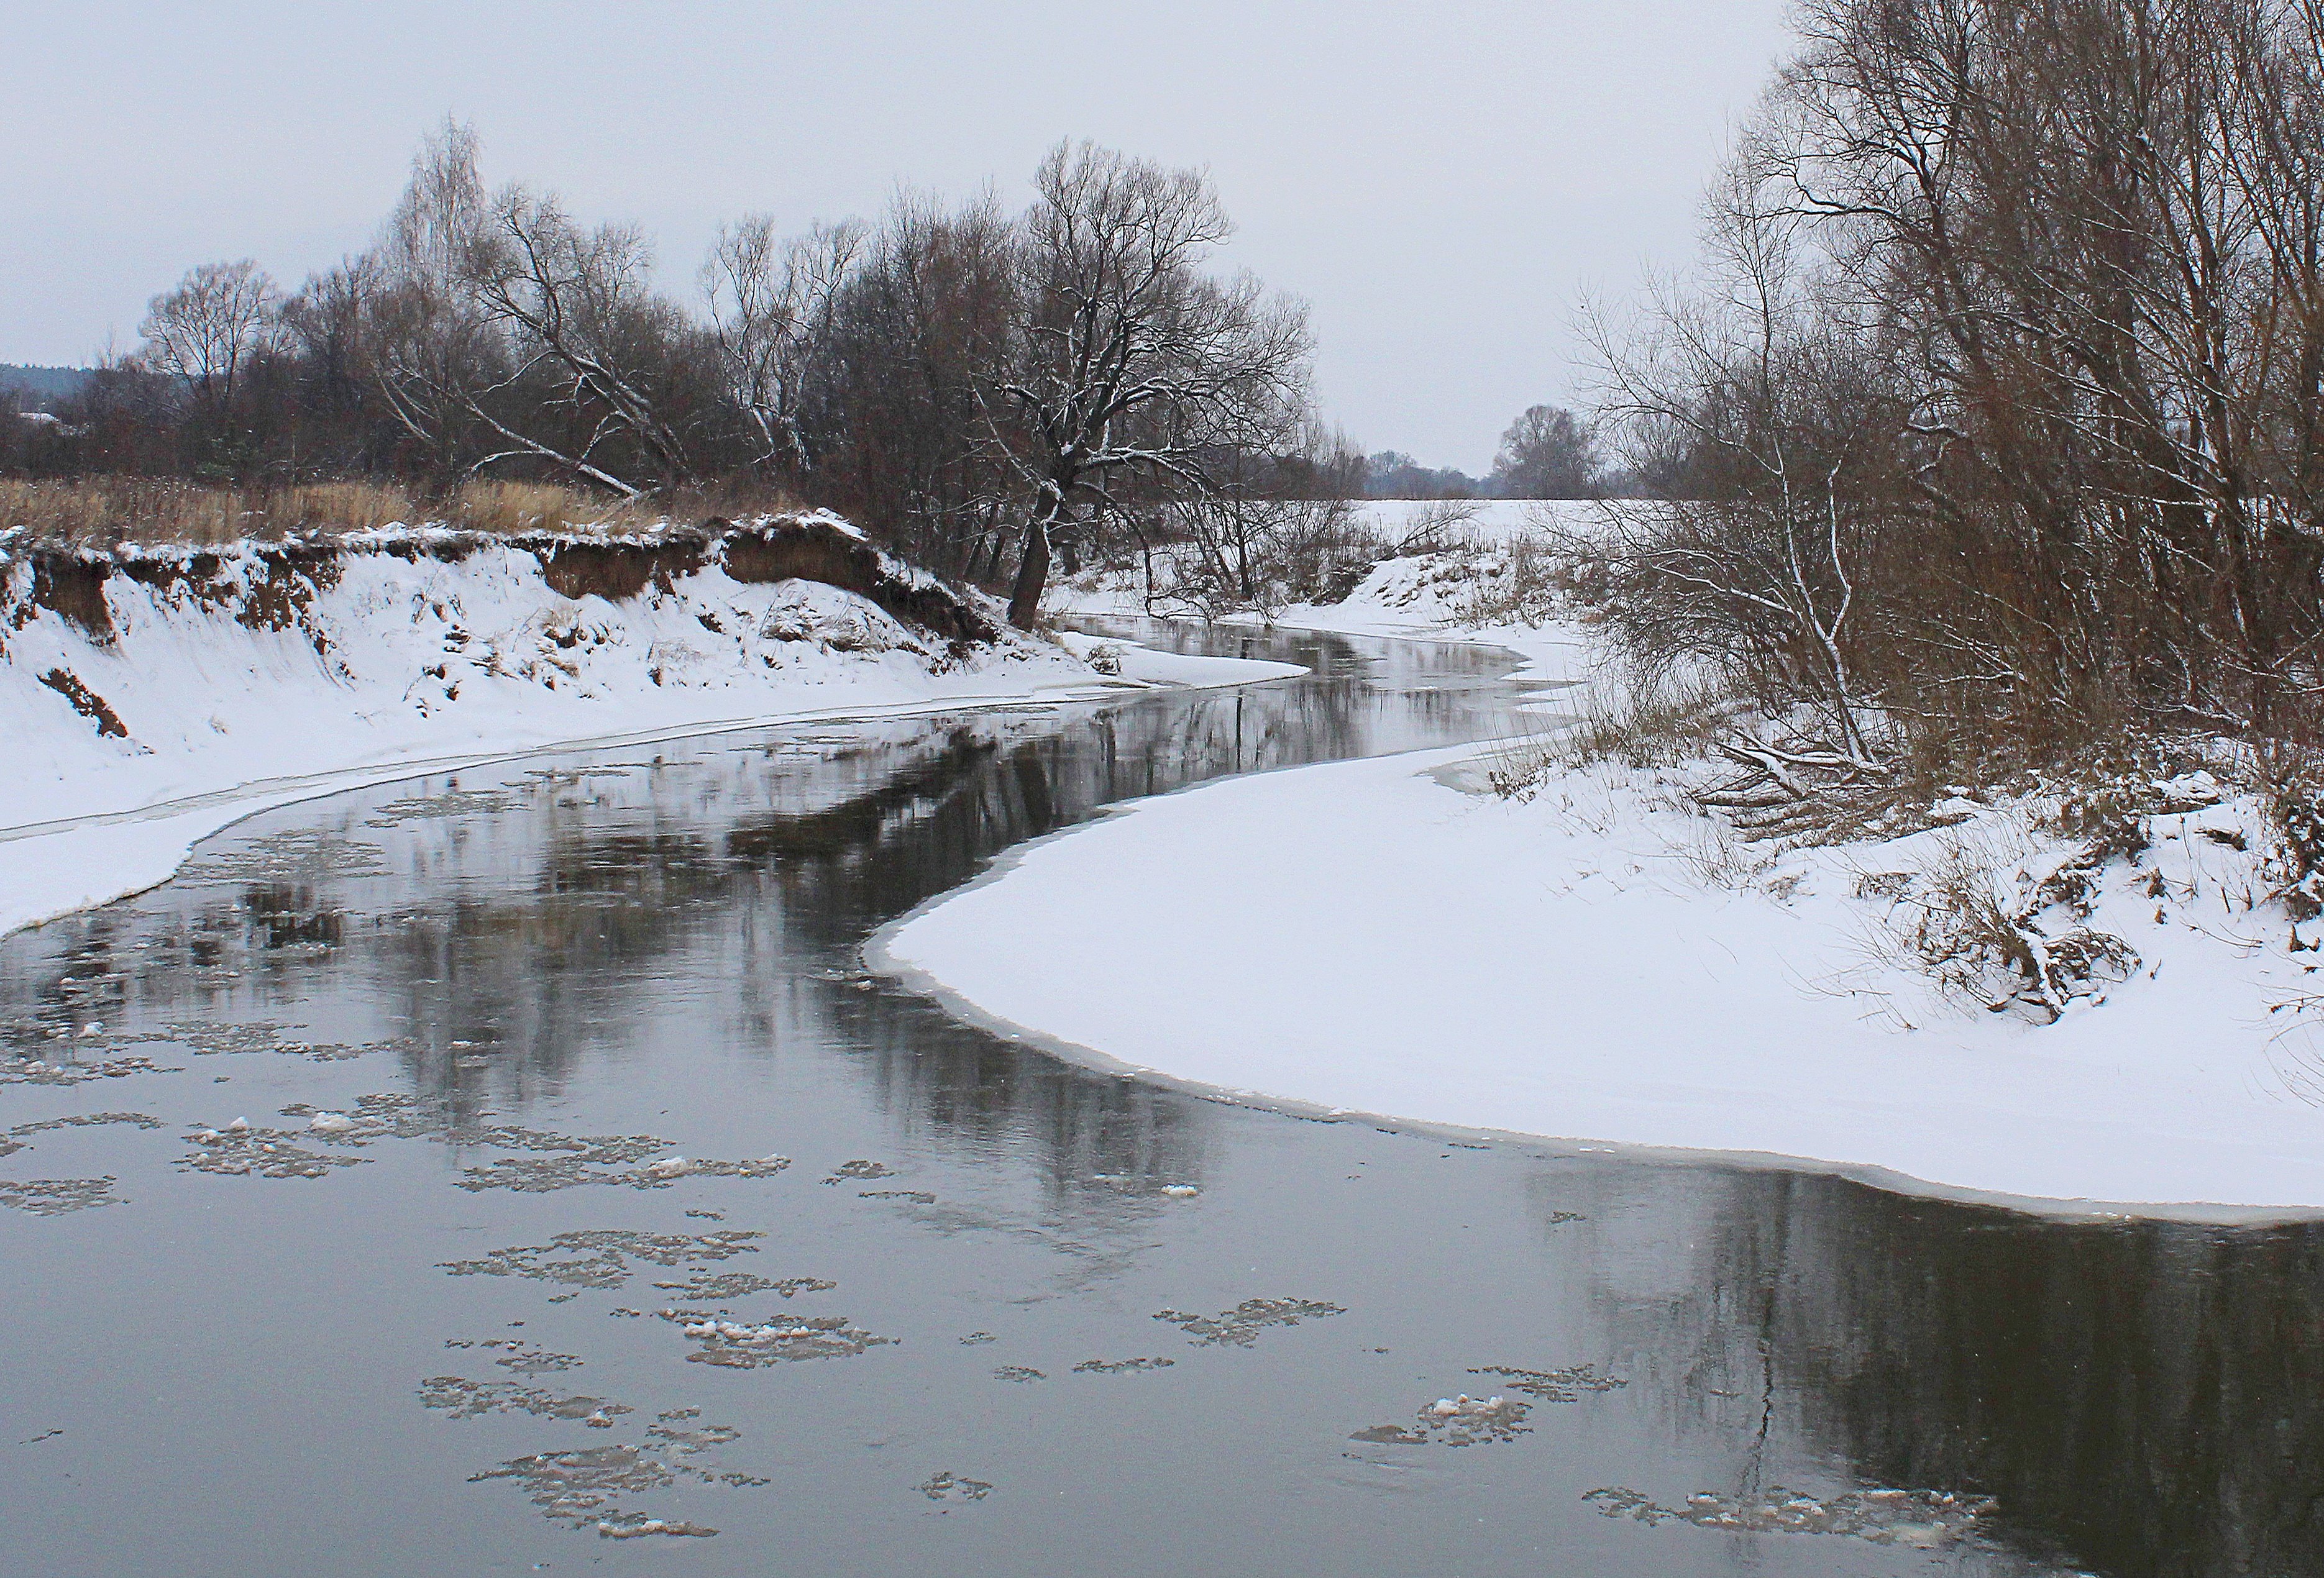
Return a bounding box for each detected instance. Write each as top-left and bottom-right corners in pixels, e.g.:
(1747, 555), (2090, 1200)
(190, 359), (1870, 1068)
(0, 478), (807, 549)
(1488, 675), (1737, 800)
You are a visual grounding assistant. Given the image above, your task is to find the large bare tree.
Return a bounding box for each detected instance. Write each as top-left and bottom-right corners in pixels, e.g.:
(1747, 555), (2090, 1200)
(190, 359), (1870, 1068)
(358, 121), (716, 498)
(1491, 404), (1602, 498)
(703, 214), (864, 482)
(1575, 0), (2324, 768)
(805, 191), (1023, 575)
(989, 141), (1312, 626)
(137, 260), (279, 409)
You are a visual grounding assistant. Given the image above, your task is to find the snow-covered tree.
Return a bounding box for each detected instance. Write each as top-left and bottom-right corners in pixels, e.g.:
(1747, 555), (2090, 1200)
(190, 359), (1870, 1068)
(989, 141), (1312, 627)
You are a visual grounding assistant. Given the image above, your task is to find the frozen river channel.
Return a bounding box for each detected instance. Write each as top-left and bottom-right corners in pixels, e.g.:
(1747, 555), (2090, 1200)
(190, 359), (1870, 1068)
(2, 621), (2317, 1577)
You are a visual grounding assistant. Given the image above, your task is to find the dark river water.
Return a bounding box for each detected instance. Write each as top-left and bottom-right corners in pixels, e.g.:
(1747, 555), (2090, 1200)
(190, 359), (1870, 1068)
(2, 621), (2318, 1577)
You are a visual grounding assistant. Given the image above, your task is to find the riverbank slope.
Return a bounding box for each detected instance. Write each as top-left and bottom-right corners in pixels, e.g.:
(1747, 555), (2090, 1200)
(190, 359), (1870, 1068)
(888, 549), (2324, 1216)
(0, 513), (1298, 936)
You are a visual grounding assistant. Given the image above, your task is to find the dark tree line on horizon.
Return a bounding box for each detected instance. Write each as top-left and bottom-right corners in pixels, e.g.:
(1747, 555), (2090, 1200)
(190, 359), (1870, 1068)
(2, 125), (1607, 623)
(0, 128), (1335, 624)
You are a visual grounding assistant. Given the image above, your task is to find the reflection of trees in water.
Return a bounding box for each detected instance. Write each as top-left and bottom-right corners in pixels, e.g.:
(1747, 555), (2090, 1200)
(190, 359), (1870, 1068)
(0, 627), (1510, 1174)
(844, 990), (1214, 1202)
(240, 883), (344, 953)
(1591, 1164), (2324, 1577)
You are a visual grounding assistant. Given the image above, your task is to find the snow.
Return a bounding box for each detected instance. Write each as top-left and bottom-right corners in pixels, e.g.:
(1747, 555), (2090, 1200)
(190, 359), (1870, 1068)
(1348, 497), (1602, 545)
(880, 550), (2324, 1218)
(1053, 630), (1306, 689)
(884, 735), (2324, 1216)
(0, 529), (1277, 939)
(1054, 540), (1588, 669)
(800, 508), (868, 541)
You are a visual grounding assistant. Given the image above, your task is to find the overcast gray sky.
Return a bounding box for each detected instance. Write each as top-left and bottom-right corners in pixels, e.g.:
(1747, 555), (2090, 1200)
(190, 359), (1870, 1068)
(2, 1), (1795, 474)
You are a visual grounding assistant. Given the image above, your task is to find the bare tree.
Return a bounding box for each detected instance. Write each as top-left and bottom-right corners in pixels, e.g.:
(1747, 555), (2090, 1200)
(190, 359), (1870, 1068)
(36, 124), (1323, 575)
(1579, 157), (1901, 762)
(1558, 0), (2324, 782)
(989, 140), (1312, 626)
(1744, 0), (2324, 741)
(1491, 404), (1602, 497)
(359, 121), (515, 484)
(703, 216), (864, 481)
(137, 260), (279, 408)
(357, 122), (718, 498)
(801, 190), (1023, 574)
(460, 186), (710, 493)
(1159, 434), (1365, 616)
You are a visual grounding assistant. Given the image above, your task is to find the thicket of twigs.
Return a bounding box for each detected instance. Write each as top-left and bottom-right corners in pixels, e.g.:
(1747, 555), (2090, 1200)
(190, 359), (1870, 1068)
(1505, 0), (2324, 1016)
(1553, 0), (2324, 822)
(1097, 496), (1485, 618)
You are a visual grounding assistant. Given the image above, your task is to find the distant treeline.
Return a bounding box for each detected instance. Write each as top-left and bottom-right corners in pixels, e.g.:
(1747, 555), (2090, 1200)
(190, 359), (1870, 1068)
(1, 125), (1332, 624)
(0, 366), (93, 411)
(2, 124), (1608, 617)
(1365, 406), (1626, 499)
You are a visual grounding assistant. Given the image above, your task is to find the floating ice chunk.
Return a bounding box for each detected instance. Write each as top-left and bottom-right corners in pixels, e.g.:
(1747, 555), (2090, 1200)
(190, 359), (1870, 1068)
(308, 1113), (356, 1134)
(225, 1116), (250, 1133)
(645, 1156), (693, 1180)
(1426, 1395), (1506, 1419)
(1161, 1184), (1200, 1198)
(80, 1023), (104, 1038)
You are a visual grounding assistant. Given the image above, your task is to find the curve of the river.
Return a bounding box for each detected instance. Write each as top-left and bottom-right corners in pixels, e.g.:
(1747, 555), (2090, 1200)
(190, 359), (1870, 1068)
(0, 621), (2315, 1577)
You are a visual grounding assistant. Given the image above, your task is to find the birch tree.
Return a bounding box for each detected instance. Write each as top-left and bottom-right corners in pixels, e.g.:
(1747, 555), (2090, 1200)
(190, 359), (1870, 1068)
(703, 215), (864, 480)
(359, 121), (715, 498)
(1580, 158), (1898, 761)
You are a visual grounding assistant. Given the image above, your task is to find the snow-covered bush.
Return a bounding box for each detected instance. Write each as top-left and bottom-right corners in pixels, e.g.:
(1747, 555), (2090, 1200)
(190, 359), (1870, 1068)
(1888, 829), (2140, 1022)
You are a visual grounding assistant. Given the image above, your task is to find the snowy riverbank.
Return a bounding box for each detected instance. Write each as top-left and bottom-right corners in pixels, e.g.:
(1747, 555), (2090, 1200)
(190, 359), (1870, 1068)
(0, 516), (1295, 937)
(887, 549), (2324, 1218)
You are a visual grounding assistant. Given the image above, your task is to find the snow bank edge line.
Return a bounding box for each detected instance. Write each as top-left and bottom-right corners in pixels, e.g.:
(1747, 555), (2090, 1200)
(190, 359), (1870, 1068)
(0, 680), (1151, 940)
(867, 746), (2324, 1229)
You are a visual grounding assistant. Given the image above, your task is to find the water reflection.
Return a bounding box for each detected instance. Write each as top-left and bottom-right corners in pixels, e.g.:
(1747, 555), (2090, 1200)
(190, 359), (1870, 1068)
(1731, 1177), (2324, 1574)
(0, 622), (2315, 1576)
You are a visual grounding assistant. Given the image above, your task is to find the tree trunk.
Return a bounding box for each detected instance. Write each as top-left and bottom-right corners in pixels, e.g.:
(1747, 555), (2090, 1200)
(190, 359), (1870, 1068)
(1007, 506), (1055, 629)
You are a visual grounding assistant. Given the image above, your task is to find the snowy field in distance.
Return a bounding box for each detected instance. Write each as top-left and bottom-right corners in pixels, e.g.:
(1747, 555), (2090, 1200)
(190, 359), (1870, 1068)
(1348, 497), (1601, 545)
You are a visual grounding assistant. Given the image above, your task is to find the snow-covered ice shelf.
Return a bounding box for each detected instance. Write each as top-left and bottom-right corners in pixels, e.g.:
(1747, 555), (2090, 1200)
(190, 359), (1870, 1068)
(882, 736), (2324, 1217)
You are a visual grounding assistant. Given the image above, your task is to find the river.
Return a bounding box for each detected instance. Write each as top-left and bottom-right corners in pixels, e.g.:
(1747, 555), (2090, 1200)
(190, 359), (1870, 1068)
(1, 620), (2315, 1576)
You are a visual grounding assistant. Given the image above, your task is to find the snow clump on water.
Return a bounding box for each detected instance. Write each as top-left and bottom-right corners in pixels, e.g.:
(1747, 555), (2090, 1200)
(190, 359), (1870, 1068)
(657, 1308), (895, 1367)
